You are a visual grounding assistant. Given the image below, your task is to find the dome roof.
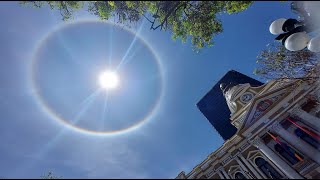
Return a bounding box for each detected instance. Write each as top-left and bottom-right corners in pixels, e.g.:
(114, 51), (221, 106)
(221, 83), (249, 114)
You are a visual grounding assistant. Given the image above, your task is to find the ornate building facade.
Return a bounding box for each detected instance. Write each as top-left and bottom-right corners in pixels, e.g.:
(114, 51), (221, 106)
(176, 78), (320, 179)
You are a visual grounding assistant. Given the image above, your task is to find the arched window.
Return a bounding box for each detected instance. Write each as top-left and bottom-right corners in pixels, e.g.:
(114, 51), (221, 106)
(274, 144), (301, 165)
(255, 157), (283, 179)
(234, 172), (247, 179)
(301, 99), (318, 112)
(295, 128), (320, 150)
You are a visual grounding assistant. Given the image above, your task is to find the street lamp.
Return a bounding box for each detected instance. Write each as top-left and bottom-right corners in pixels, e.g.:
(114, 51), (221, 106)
(269, 2), (320, 52)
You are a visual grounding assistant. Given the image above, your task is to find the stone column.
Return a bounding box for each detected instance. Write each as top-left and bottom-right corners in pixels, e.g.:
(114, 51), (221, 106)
(234, 156), (253, 179)
(238, 154), (264, 179)
(271, 122), (320, 165)
(251, 138), (303, 179)
(290, 105), (320, 131)
(315, 88), (320, 103)
(220, 168), (230, 179)
(314, 88), (320, 115)
(217, 170), (225, 179)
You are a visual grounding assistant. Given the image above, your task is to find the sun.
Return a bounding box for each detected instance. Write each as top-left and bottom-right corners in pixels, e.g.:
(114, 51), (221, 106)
(98, 70), (119, 90)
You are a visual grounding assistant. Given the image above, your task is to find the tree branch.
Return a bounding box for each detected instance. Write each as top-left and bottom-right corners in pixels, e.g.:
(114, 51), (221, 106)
(150, 5), (159, 30)
(150, 2), (185, 30)
(141, 13), (153, 23)
(59, 1), (72, 20)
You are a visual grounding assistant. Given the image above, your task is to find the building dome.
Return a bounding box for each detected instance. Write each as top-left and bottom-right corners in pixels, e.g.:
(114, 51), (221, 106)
(220, 82), (237, 94)
(221, 83), (249, 114)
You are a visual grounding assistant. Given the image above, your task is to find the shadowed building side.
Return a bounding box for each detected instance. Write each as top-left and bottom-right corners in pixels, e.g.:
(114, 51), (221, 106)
(197, 70), (263, 141)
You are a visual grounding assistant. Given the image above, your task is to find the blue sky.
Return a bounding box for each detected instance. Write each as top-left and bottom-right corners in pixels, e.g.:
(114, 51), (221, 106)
(0, 1), (295, 179)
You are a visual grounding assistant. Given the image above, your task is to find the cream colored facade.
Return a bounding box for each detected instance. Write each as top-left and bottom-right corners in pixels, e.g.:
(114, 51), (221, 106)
(176, 78), (320, 179)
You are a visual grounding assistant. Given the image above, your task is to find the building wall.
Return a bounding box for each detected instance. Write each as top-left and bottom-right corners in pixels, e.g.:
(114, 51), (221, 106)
(176, 78), (320, 179)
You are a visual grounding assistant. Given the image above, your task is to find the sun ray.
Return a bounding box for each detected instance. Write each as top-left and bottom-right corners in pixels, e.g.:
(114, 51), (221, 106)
(55, 27), (83, 68)
(116, 19), (146, 71)
(13, 89), (99, 177)
(108, 25), (113, 67)
(116, 45), (141, 70)
(101, 91), (109, 131)
(80, 88), (102, 107)
(23, 88), (102, 167)
(72, 88), (102, 124)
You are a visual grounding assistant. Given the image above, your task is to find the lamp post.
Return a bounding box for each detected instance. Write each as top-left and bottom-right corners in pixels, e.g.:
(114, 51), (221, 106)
(269, 2), (320, 52)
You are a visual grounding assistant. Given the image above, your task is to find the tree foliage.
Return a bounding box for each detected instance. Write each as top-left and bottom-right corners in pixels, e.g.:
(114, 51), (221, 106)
(20, 1), (253, 51)
(254, 42), (319, 81)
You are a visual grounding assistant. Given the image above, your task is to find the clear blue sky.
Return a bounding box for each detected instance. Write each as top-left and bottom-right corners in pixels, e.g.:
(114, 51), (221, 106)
(0, 1), (295, 178)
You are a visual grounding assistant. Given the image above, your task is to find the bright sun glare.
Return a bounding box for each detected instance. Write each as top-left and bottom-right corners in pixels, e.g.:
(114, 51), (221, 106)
(98, 70), (119, 90)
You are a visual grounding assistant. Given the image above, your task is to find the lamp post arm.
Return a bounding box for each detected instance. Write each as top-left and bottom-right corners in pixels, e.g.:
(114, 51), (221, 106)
(275, 25), (307, 45)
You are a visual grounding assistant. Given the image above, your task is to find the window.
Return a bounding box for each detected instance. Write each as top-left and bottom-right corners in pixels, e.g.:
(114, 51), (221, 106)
(255, 157), (283, 179)
(234, 172), (247, 179)
(301, 99), (318, 112)
(295, 128), (320, 150)
(274, 144), (302, 165)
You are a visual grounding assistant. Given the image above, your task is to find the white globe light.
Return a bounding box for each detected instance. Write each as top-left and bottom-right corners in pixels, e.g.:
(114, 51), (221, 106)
(285, 32), (310, 51)
(307, 36), (320, 52)
(98, 71), (119, 90)
(269, 18), (287, 35)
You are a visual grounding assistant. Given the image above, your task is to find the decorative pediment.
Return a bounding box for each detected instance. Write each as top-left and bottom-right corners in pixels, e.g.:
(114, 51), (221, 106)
(246, 150), (260, 159)
(247, 92), (287, 124)
(267, 79), (295, 92)
(235, 82), (296, 131)
(228, 165), (241, 175)
(228, 165), (240, 172)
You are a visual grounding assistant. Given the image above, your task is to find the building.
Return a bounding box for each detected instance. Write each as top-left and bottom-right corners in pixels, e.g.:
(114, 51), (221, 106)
(197, 70), (263, 140)
(176, 76), (320, 179)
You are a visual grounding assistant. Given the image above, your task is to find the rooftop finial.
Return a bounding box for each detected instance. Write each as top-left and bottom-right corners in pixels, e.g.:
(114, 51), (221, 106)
(220, 83), (226, 92)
